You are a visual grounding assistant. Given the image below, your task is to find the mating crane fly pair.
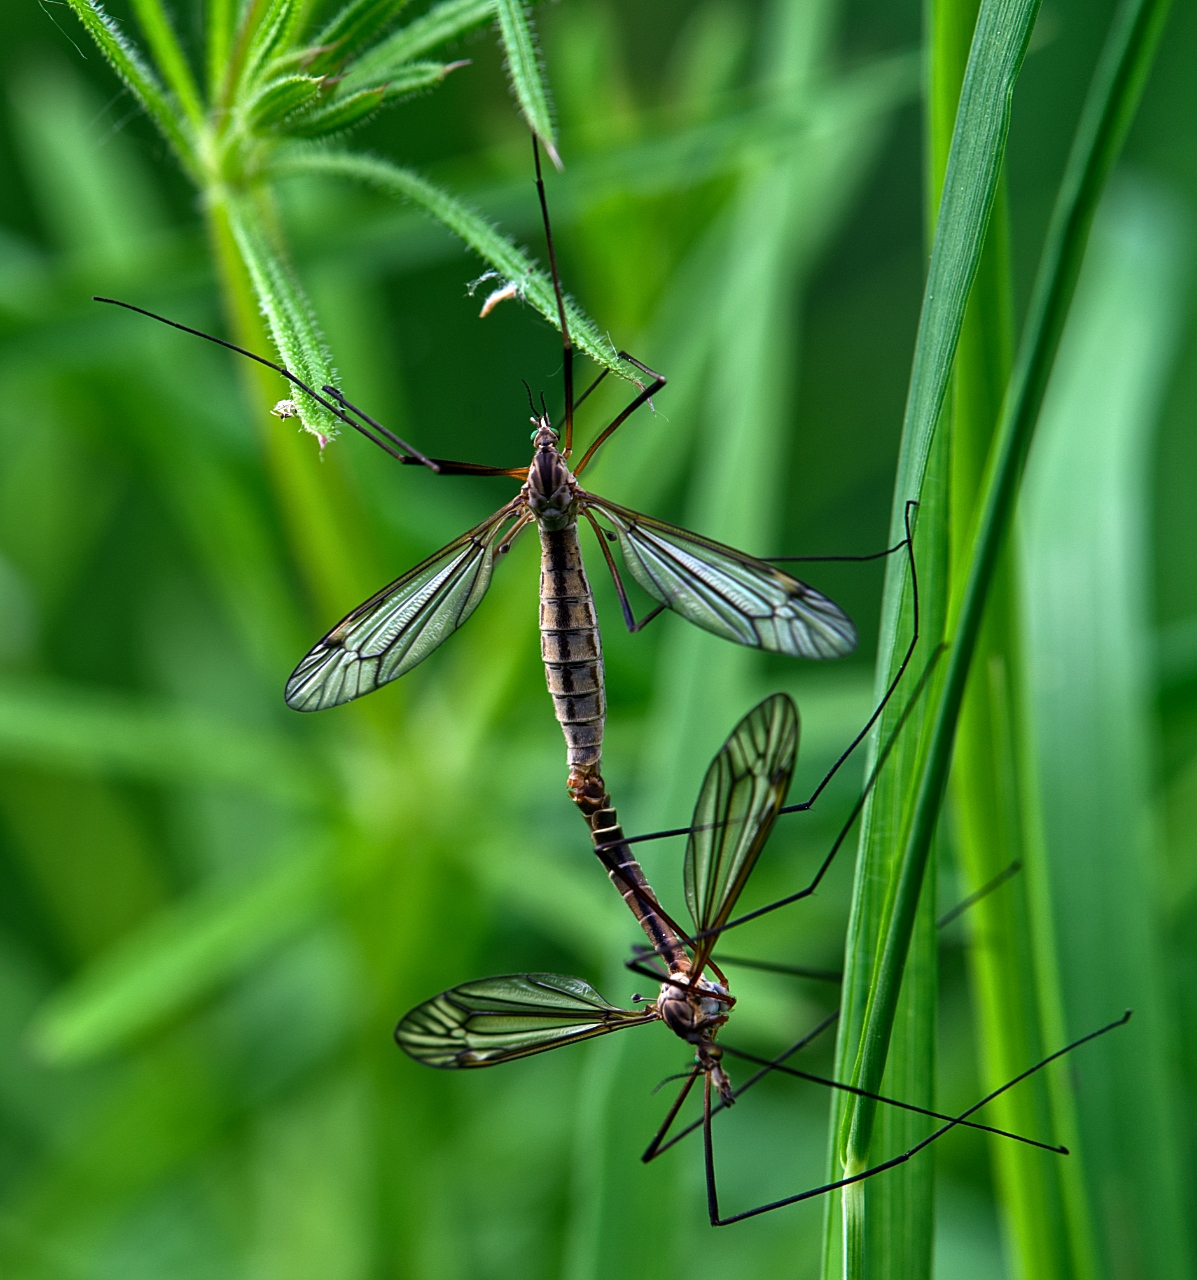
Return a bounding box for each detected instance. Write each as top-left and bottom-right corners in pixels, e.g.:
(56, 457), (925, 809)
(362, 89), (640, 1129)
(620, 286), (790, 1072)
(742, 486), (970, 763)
(99, 138), (867, 826)
(99, 136), (1128, 1226)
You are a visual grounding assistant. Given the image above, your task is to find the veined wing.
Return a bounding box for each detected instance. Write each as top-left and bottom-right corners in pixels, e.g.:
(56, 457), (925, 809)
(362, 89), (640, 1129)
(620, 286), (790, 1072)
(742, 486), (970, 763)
(395, 973), (654, 1068)
(585, 498), (856, 659)
(285, 504), (522, 711)
(685, 694), (799, 968)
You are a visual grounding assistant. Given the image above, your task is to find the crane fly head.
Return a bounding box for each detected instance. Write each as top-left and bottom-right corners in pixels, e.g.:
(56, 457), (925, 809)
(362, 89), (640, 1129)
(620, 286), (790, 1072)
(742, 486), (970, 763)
(529, 413), (559, 451)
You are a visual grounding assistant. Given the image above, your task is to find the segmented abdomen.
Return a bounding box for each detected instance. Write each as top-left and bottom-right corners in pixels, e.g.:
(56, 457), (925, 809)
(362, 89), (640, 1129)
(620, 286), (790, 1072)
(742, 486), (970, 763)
(589, 800), (688, 973)
(539, 523), (605, 780)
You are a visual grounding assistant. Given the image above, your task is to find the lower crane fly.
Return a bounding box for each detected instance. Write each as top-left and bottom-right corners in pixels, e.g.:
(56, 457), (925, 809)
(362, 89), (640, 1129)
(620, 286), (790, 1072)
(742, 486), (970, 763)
(94, 135), (906, 822)
(395, 693), (1130, 1225)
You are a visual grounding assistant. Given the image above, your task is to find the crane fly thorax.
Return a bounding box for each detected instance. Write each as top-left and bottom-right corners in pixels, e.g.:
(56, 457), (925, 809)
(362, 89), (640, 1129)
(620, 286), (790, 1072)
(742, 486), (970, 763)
(524, 418), (577, 530)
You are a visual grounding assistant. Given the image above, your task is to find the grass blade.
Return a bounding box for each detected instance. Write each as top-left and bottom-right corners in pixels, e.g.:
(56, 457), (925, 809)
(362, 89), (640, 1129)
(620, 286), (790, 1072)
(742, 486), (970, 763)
(61, 0), (196, 171)
(342, 0), (495, 84)
(271, 148), (629, 376)
(29, 848), (330, 1064)
(227, 203), (342, 443)
(1020, 179), (1192, 1280)
(128, 0), (205, 125)
(840, 0), (1172, 1211)
(494, 0), (558, 166)
(827, 2), (1045, 1271)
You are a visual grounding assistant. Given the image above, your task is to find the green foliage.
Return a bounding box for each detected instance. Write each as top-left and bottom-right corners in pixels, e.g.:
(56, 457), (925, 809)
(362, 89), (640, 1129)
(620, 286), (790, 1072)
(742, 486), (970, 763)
(60, 0), (620, 446)
(0, 2), (1194, 1279)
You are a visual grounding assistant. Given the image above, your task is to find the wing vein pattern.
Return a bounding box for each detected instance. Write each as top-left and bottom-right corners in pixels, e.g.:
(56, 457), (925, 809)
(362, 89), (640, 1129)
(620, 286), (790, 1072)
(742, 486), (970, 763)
(286, 504), (521, 710)
(685, 694), (799, 968)
(586, 498), (857, 659)
(395, 974), (653, 1068)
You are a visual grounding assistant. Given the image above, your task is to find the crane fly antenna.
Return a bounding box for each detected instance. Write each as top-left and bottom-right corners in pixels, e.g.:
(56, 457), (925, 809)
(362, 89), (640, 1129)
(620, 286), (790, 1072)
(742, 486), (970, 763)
(94, 297), (440, 472)
(532, 135), (574, 455)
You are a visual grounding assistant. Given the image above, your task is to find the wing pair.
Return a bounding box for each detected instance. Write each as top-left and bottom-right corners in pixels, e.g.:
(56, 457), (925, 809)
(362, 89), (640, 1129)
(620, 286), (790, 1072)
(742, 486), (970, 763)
(395, 694), (799, 1068)
(285, 491), (855, 710)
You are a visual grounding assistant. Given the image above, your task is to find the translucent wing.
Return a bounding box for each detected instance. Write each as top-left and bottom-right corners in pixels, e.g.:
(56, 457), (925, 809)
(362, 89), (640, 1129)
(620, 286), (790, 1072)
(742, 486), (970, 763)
(285, 505), (521, 711)
(586, 498), (856, 659)
(685, 694), (799, 967)
(395, 973), (654, 1068)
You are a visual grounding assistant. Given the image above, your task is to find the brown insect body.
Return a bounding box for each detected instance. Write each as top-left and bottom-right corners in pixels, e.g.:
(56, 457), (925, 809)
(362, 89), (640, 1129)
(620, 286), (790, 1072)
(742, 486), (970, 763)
(524, 419), (609, 811)
(585, 781), (735, 1103)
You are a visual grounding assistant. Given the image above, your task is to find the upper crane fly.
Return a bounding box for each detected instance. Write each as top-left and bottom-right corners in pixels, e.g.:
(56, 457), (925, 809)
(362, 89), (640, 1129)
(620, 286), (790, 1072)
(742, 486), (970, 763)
(96, 138), (862, 818)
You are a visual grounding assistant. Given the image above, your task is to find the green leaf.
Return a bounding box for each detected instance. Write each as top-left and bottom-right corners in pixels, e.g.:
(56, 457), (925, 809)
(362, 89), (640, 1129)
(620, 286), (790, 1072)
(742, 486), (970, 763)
(238, 0), (304, 97)
(60, 0), (195, 172)
(128, 0), (205, 125)
(343, 0), (494, 87)
(270, 148), (628, 376)
(248, 74), (326, 129)
(278, 86), (387, 137)
(0, 678), (324, 806)
(308, 0), (413, 73)
(838, 0), (1172, 1219)
(227, 204), (343, 441)
(29, 848), (330, 1064)
(344, 58), (468, 103)
(494, 0), (558, 165)
(206, 0), (237, 98)
(1020, 180), (1192, 1280)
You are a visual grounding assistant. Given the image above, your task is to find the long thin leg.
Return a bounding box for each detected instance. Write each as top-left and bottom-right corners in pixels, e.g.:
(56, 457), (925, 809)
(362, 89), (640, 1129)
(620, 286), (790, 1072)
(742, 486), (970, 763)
(532, 136), (574, 454)
(573, 352), (667, 476)
(707, 1011), (1131, 1226)
(646, 1012), (840, 1160)
(784, 500), (921, 814)
(582, 509), (666, 632)
(712, 955), (842, 982)
(318, 388), (526, 477)
(94, 296), (441, 472)
(643, 1068), (702, 1162)
(718, 1045), (1063, 1152)
(605, 501), (926, 861)
(559, 367), (612, 428)
(605, 642), (947, 972)
(703, 1076), (722, 1225)
(937, 859), (1023, 929)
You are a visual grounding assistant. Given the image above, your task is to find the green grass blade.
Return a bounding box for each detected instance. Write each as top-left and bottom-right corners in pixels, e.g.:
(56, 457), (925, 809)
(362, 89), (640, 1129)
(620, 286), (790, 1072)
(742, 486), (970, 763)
(308, 0), (413, 73)
(28, 847), (330, 1064)
(226, 203), (342, 443)
(61, 0), (196, 172)
(494, 0), (558, 165)
(343, 0), (495, 84)
(206, 0), (236, 98)
(128, 0), (206, 125)
(1020, 180), (1193, 1280)
(826, 3), (1044, 1271)
(0, 678), (323, 805)
(841, 0), (1171, 1193)
(271, 148), (630, 377)
(931, 2), (1087, 1276)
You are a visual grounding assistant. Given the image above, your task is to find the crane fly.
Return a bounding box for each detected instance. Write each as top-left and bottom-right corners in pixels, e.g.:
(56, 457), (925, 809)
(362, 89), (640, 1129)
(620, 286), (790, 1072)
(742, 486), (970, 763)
(395, 693), (1130, 1224)
(96, 135), (883, 819)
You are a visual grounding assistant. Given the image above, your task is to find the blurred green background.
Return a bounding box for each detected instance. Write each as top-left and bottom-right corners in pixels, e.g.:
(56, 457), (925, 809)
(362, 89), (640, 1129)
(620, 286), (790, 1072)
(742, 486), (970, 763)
(0, 1), (1193, 1277)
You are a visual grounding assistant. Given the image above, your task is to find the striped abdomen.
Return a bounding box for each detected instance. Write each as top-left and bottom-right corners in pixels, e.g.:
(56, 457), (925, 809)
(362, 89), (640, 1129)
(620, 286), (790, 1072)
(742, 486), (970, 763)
(589, 800), (688, 973)
(539, 523), (606, 798)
